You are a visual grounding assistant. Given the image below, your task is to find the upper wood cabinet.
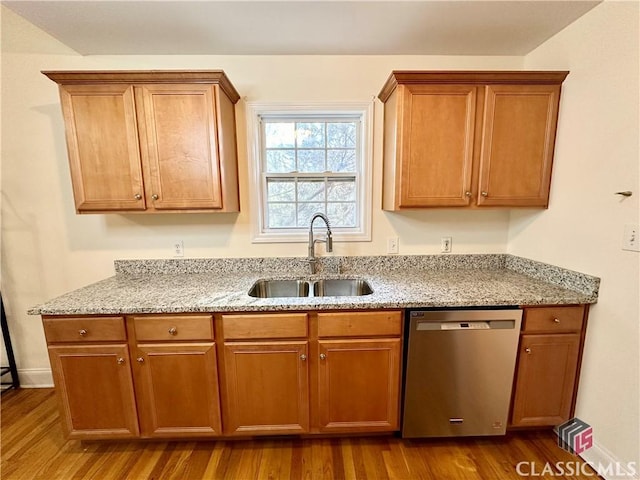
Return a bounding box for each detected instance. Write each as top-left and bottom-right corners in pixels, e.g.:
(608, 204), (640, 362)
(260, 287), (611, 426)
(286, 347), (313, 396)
(378, 71), (568, 209)
(43, 70), (241, 214)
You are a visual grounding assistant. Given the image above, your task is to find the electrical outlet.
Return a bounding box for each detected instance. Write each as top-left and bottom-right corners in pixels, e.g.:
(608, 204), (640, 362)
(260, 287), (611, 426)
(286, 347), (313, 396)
(173, 240), (184, 257)
(441, 236), (452, 253)
(387, 237), (399, 254)
(622, 224), (639, 252)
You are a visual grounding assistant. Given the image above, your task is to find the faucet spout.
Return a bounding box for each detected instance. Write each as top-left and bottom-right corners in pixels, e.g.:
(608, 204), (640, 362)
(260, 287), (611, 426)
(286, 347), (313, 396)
(307, 213), (333, 274)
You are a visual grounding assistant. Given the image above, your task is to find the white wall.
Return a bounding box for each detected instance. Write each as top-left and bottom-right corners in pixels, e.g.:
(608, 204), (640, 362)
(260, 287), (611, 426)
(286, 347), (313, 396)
(0, 6), (521, 381)
(510, 1), (640, 472)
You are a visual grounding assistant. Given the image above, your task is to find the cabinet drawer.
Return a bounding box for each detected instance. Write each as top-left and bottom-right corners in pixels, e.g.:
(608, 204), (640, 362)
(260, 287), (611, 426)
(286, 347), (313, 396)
(132, 315), (214, 341)
(318, 311), (402, 338)
(43, 316), (126, 343)
(222, 313), (308, 340)
(523, 306), (585, 333)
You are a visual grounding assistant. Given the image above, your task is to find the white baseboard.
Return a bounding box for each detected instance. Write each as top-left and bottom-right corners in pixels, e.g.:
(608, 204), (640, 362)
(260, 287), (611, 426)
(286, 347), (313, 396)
(16, 368), (54, 388)
(581, 441), (639, 480)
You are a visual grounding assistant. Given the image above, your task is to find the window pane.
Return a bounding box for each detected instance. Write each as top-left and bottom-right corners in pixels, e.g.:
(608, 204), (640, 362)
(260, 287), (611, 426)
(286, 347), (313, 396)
(327, 202), (357, 227)
(327, 122), (356, 148)
(327, 149), (356, 172)
(266, 150), (295, 173)
(298, 181), (325, 202)
(296, 123), (325, 148)
(298, 150), (325, 172)
(268, 203), (296, 228)
(267, 179), (295, 202)
(265, 122), (295, 148)
(297, 203), (324, 227)
(327, 180), (356, 201)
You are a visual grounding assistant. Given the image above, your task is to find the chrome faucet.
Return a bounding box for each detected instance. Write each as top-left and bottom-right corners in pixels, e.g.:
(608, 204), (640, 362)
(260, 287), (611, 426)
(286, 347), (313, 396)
(307, 213), (333, 274)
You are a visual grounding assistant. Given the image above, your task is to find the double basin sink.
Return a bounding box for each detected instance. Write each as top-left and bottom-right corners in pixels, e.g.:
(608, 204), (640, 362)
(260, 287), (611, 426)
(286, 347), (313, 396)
(249, 278), (373, 298)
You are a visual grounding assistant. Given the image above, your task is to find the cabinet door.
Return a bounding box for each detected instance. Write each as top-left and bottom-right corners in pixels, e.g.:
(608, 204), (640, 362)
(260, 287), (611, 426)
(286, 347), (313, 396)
(223, 341), (309, 435)
(48, 344), (139, 439)
(398, 84), (477, 207)
(59, 85), (145, 212)
(317, 339), (401, 432)
(136, 84), (223, 210)
(134, 343), (222, 437)
(511, 334), (580, 427)
(478, 84), (561, 207)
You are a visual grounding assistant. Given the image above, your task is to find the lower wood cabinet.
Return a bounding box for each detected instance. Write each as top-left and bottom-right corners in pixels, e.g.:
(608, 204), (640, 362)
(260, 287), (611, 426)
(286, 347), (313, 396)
(132, 343), (222, 437)
(510, 305), (586, 427)
(220, 310), (403, 435)
(222, 341), (309, 435)
(43, 316), (139, 439)
(129, 314), (222, 438)
(317, 339), (401, 432)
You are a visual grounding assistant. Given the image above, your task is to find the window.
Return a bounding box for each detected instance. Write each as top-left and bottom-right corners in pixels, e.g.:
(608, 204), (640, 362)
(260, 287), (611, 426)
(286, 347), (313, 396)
(247, 103), (372, 243)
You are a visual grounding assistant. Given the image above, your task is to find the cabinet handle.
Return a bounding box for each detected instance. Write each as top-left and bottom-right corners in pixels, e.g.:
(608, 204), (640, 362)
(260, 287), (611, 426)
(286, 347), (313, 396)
(319, 353), (326, 360)
(553, 318), (560, 323)
(137, 357), (144, 363)
(168, 327), (177, 335)
(117, 357), (125, 365)
(78, 329), (87, 336)
(134, 194), (142, 200)
(151, 194), (159, 201)
(300, 354), (307, 361)
(525, 347), (532, 354)
(481, 191), (488, 197)
(465, 191), (472, 197)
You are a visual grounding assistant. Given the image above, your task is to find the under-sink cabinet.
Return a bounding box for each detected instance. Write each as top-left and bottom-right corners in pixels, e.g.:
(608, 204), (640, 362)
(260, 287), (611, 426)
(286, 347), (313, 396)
(128, 314), (222, 438)
(42, 316), (139, 439)
(219, 310), (403, 435)
(510, 305), (587, 427)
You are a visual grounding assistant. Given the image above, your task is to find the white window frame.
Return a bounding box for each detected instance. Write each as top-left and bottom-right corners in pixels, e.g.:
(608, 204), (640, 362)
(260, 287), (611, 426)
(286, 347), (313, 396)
(246, 102), (373, 243)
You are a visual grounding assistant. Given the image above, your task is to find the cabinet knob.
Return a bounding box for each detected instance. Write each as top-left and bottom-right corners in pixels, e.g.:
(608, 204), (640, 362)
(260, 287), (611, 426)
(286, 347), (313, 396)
(134, 194), (142, 200)
(78, 329), (87, 336)
(117, 357), (125, 365)
(481, 191), (488, 197)
(151, 194), (159, 201)
(168, 327), (177, 335)
(525, 347), (532, 354)
(553, 318), (560, 323)
(137, 357), (144, 363)
(319, 353), (326, 360)
(465, 191), (472, 197)
(300, 354), (307, 361)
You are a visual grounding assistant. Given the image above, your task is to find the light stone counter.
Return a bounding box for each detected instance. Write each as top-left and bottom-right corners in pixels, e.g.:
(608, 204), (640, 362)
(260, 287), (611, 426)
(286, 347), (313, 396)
(29, 254), (599, 315)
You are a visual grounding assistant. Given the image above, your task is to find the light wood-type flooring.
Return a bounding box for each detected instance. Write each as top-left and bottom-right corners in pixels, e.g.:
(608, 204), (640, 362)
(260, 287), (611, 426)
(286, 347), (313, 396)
(1, 388), (598, 479)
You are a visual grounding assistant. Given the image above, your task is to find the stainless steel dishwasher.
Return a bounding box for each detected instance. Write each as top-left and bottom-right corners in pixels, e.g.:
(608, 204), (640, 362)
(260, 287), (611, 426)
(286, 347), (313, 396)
(402, 308), (522, 438)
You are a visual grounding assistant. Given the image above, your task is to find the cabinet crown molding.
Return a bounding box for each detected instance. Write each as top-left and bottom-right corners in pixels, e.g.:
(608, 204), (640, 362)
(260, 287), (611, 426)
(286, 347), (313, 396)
(42, 70), (241, 104)
(378, 70), (569, 102)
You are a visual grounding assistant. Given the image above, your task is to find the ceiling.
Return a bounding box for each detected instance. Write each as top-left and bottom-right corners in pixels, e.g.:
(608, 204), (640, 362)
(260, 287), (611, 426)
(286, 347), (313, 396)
(3, 1), (601, 56)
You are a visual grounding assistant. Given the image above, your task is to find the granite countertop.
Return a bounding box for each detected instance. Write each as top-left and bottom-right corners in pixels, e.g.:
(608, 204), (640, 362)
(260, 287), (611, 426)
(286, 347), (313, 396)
(29, 254), (599, 316)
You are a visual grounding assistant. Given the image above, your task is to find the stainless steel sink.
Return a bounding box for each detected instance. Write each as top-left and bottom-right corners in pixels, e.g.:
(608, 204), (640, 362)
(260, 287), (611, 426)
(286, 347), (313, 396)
(248, 278), (373, 298)
(313, 278), (373, 297)
(248, 279), (310, 298)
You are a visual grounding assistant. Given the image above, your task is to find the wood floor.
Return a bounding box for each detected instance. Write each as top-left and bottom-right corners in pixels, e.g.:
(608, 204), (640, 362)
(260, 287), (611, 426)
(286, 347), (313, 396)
(1, 388), (598, 480)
